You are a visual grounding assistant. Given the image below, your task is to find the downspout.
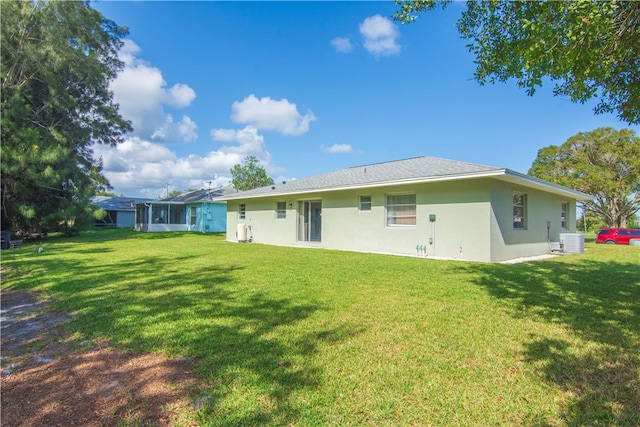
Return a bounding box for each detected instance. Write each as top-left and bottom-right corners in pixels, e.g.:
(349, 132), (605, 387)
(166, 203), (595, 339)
(144, 203), (153, 231)
(201, 202), (206, 233)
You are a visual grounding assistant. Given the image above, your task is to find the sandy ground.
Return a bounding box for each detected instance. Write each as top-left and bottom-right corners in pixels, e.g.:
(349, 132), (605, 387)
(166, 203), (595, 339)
(1, 289), (199, 426)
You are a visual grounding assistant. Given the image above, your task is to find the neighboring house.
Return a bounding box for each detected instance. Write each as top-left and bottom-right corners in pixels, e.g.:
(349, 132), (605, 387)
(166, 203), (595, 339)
(95, 197), (152, 228)
(135, 187), (235, 233)
(218, 156), (592, 263)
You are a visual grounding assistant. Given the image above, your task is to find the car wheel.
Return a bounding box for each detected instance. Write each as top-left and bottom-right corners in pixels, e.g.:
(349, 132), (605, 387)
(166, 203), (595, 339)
(605, 240), (617, 244)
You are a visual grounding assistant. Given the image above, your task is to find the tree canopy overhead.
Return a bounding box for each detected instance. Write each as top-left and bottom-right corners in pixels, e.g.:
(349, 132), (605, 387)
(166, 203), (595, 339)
(230, 156), (275, 191)
(394, 1), (640, 124)
(528, 127), (640, 228)
(1, 0), (131, 236)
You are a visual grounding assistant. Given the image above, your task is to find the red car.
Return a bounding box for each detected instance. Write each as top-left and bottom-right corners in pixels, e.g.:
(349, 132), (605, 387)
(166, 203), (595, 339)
(595, 228), (640, 244)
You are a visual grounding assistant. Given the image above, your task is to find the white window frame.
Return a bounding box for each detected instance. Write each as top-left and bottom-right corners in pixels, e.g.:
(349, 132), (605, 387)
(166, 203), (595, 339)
(359, 195), (372, 212)
(513, 192), (527, 230)
(386, 194), (416, 227)
(561, 202), (569, 230)
(239, 203), (246, 220)
(276, 201), (286, 220)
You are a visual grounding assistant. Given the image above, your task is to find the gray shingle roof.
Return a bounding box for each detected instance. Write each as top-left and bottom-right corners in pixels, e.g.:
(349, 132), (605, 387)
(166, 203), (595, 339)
(219, 156), (593, 201)
(95, 197), (152, 211)
(220, 156), (504, 199)
(161, 186), (236, 203)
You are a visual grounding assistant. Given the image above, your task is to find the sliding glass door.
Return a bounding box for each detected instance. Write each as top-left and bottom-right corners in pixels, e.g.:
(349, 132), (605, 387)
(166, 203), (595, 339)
(297, 200), (321, 242)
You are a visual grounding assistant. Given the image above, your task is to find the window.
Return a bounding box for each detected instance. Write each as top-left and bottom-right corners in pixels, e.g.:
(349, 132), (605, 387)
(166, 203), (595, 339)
(513, 193), (527, 229)
(276, 201), (286, 219)
(189, 207), (197, 226)
(239, 203), (246, 220)
(386, 194), (416, 226)
(561, 202), (569, 229)
(359, 195), (371, 212)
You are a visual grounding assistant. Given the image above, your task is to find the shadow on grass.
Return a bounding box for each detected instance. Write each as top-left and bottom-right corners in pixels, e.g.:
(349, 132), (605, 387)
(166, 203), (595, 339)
(2, 243), (355, 426)
(455, 258), (640, 425)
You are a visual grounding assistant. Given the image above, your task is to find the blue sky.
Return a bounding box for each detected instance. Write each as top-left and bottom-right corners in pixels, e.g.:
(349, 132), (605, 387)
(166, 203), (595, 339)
(92, 1), (638, 198)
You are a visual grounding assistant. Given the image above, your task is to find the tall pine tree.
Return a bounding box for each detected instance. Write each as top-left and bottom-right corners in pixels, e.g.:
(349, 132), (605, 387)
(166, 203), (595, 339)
(1, 1), (131, 236)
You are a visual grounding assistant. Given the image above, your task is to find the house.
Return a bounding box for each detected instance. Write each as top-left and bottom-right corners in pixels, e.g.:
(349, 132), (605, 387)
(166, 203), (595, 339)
(135, 187), (235, 233)
(94, 197), (152, 228)
(217, 156), (592, 263)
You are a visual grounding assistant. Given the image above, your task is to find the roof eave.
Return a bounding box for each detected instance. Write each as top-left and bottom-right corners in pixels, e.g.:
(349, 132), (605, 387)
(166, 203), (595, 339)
(501, 169), (594, 201)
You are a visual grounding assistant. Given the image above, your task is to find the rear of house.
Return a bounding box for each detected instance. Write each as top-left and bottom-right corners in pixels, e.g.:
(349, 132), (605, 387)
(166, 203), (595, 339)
(94, 197), (152, 228)
(219, 157), (591, 263)
(135, 187), (232, 233)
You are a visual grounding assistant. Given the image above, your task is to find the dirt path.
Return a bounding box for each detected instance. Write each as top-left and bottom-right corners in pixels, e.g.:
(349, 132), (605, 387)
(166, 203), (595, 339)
(1, 289), (199, 426)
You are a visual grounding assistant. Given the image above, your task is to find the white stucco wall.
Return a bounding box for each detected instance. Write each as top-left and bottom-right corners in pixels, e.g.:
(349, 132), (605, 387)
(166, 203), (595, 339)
(226, 177), (583, 262)
(488, 180), (577, 262)
(226, 179), (500, 262)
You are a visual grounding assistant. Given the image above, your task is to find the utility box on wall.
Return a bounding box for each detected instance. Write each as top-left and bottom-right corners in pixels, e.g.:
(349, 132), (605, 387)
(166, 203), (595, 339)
(237, 223), (247, 242)
(429, 214), (436, 222)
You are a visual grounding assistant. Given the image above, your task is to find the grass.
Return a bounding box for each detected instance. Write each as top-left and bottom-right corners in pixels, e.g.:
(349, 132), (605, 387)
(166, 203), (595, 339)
(2, 229), (639, 426)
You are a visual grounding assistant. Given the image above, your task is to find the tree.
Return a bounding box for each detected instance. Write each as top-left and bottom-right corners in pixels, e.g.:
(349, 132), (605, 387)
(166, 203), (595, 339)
(162, 190), (188, 199)
(230, 156), (274, 191)
(96, 190), (118, 198)
(1, 1), (131, 236)
(394, 1), (640, 124)
(528, 128), (640, 228)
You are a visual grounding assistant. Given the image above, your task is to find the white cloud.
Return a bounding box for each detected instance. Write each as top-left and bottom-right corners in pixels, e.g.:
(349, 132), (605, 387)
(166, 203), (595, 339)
(94, 124), (283, 197)
(331, 37), (354, 53)
(230, 94), (316, 135)
(110, 138), (177, 163)
(98, 74), (316, 196)
(94, 137), (236, 198)
(322, 144), (353, 154)
(167, 84), (196, 108)
(110, 40), (198, 144)
(118, 39), (142, 66)
(359, 15), (401, 58)
(150, 114), (198, 143)
(211, 126), (267, 157)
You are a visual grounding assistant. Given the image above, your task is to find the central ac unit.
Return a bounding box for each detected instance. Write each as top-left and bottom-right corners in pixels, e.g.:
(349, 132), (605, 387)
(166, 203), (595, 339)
(559, 233), (584, 253)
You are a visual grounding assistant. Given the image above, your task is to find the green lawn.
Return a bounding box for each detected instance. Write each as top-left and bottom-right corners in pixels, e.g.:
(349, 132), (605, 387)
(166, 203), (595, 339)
(2, 229), (639, 426)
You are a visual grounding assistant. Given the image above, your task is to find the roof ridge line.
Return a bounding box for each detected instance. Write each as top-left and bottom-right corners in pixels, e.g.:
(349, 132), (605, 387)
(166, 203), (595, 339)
(347, 156), (429, 169)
